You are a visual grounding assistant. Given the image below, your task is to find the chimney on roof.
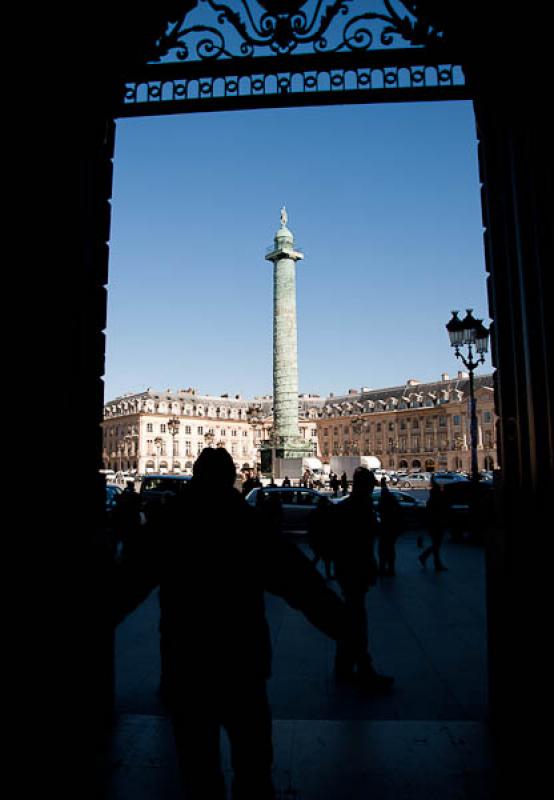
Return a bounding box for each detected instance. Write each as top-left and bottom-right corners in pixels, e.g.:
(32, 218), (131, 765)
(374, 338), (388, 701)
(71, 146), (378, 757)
(348, 388), (358, 395)
(441, 373), (450, 381)
(406, 379), (420, 386)
(361, 387), (370, 392)
(457, 370), (469, 379)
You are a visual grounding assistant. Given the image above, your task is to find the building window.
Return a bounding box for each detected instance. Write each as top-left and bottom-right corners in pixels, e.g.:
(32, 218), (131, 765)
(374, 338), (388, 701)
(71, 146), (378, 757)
(483, 411), (493, 423)
(197, 426), (204, 435)
(243, 430), (248, 437)
(453, 415), (461, 426)
(232, 430), (237, 437)
(439, 416), (447, 428)
(388, 422), (394, 431)
(185, 425), (191, 435)
(147, 423), (153, 433)
(412, 419), (419, 429)
(376, 423), (382, 432)
(160, 424), (166, 433)
(185, 441), (192, 455)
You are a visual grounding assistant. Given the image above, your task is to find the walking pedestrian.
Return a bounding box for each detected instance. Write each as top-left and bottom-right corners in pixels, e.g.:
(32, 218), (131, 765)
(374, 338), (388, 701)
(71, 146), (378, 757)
(330, 472), (340, 497)
(331, 467), (394, 690)
(340, 471), (349, 496)
(419, 480), (449, 571)
(307, 496), (335, 580)
(378, 477), (402, 576)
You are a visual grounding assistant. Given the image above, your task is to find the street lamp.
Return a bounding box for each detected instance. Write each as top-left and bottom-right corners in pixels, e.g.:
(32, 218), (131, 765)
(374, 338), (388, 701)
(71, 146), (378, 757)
(167, 418), (180, 471)
(154, 436), (163, 473)
(446, 309), (490, 483)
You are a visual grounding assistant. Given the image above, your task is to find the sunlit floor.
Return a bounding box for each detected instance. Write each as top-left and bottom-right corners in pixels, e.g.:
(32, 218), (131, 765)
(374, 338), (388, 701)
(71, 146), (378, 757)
(105, 531), (493, 798)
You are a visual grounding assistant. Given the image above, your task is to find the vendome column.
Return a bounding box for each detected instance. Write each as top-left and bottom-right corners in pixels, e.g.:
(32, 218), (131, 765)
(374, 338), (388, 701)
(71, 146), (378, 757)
(263, 207), (312, 478)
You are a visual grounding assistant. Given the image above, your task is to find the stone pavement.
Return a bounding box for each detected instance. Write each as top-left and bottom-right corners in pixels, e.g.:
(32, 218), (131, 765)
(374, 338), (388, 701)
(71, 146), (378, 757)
(104, 531), (494, 799)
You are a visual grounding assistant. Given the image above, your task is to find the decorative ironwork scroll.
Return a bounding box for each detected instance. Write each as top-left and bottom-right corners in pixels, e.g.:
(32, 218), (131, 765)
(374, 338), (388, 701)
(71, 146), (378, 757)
(119, 1), (466, 117)
(121, 50), (466, 117)
(154, 0), (443, 62)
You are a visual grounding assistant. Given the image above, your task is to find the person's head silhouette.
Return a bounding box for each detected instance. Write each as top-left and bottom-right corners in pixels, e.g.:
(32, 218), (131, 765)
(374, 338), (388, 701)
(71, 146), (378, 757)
(193, 447), (236, 490)
(351, 466), (376, 496)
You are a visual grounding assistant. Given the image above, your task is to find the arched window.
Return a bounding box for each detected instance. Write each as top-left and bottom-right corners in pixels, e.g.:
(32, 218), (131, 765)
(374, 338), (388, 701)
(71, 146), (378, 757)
(412, 459), (422, 470)
(399, 460), (409, 469)
(425, 459), (435, 472)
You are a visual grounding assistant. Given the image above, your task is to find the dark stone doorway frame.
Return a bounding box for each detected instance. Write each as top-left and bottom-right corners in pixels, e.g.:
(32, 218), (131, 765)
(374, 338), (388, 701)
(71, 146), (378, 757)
(55, 3), (552, 795)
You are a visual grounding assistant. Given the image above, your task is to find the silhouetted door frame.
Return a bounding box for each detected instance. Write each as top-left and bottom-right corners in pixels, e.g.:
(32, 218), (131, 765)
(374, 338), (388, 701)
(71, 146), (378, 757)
(76, 2), (551, 768)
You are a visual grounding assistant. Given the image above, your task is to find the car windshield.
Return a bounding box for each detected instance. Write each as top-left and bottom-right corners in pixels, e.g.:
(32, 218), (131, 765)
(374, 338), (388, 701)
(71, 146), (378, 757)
(142, 477), (190, 492)
(106, 486), (120, 504)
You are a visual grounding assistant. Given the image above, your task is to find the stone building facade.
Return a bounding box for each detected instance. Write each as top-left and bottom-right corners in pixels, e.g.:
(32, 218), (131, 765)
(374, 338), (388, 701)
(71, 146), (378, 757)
(102, 373), (496, 476)
(249, 394), (324, 463)
(102, 388), (256, 474)
(317, 372), (497, 473)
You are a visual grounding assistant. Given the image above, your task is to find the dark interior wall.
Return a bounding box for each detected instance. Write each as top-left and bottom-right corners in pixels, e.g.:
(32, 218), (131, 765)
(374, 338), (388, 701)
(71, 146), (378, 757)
(421, 1), (553, 779)
(36, 1), (551, 791)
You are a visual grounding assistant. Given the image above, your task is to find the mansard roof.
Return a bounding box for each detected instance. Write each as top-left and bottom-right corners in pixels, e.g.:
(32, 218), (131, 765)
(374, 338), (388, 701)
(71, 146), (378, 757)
(326, 374), (493, 407)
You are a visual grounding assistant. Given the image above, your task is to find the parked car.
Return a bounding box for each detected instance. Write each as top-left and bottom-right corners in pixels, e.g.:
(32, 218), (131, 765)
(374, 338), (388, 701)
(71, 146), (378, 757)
(439, 480), (495, 542)
(244, 486), (326, 534)
(431, 472), (470, 485)
(106, 483), (122, 507)
(332, 486), (426, 527)
(371, 469), (391, 484)
(105, 483), (123, 547)
(398, 473), (432, 489)
(139, 474), (192, 513)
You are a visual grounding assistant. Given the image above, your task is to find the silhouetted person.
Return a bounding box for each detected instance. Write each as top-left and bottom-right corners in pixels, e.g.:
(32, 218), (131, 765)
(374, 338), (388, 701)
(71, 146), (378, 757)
(308, 496), (335, 580)
(330, 472), (340, 497)
(340, 471), (349, 496)
(254, 488), (283, 535)
(331, 467), (394, 690)
(419, 481), (449, 571)
(114, 480), (141, 552)
(282, 475), (291, 487)
(378, 478), (402, 576)
(241, 472), (257, 496)
(115, 447), (358, 800)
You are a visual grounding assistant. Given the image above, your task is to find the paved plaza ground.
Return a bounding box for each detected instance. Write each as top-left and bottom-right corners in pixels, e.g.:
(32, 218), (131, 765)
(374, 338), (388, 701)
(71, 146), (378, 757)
(104, 530), (494, 799)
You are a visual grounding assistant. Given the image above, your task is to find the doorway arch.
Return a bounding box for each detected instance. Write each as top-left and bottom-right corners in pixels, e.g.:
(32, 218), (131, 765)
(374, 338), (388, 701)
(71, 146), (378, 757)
(61, 2), (552, 792)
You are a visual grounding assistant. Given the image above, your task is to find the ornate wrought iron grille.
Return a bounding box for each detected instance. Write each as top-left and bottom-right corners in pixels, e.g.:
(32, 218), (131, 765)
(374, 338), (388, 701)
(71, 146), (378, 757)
(119, 1), (467, 117)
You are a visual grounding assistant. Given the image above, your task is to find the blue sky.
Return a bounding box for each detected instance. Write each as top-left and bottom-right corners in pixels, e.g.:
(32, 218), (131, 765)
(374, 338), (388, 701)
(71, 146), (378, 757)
(105, 100), (489, 401)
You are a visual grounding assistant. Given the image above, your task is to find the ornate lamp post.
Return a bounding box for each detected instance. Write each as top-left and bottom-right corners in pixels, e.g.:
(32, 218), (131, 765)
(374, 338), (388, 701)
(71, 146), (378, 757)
(167, 418), (180, 472)
(154, 436), (163, 473)
(446, 309), (490, 483)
